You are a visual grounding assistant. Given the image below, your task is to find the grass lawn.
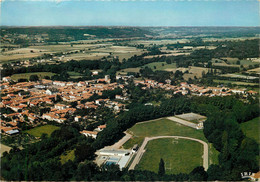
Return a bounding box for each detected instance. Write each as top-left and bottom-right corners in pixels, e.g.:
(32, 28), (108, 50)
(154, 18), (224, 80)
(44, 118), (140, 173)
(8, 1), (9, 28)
(241, 117), (259, 143)
(11, 72), (56, 81)
(24, 125), (60, 137)
(60, 150), (75, 164)
(136, 138), (203, 174)
(123, 118), (219, 166)
(124, 118), (207, 146)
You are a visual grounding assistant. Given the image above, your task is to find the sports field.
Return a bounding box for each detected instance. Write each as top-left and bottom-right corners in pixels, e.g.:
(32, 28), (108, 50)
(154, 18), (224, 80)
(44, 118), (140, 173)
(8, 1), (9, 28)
(24, 125), (60, 137)
(124, 118), (207, 147)
(136, 138), (203, 174)
(123, 118), (219, 167)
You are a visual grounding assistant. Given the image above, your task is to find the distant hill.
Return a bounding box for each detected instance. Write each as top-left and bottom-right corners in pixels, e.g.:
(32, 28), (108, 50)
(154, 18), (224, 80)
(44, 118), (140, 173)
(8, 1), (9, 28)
(0, 26), (157, 41)
(145, 26), (260, 38)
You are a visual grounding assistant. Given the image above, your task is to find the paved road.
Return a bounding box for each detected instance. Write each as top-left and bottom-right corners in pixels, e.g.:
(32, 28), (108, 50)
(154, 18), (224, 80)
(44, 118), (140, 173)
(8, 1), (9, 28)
(167, 116), (198, 129)
(128, 136), (208, 171)
(112, 132), (132, 149)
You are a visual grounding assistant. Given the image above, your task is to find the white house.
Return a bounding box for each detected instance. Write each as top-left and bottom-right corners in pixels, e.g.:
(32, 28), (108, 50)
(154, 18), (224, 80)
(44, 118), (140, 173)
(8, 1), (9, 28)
(80, 130), (98, 139)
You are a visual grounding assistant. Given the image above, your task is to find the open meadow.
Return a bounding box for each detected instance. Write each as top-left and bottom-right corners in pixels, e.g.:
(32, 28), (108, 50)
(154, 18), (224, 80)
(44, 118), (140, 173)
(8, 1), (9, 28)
(24, 125), (60, 137)
(11, 72), (56, 81)
(141, 62), (176, 71)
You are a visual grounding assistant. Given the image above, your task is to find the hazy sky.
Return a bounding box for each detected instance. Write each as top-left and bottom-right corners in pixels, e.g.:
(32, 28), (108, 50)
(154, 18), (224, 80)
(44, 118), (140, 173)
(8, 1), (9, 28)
(1, 0), (259, 26)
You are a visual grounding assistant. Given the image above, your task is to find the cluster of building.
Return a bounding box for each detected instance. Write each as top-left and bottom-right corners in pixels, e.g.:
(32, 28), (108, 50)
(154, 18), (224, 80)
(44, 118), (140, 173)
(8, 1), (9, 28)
(1, 75), (257, 136)
(0, 76), (128, 135)
(133, 79), (257, 97)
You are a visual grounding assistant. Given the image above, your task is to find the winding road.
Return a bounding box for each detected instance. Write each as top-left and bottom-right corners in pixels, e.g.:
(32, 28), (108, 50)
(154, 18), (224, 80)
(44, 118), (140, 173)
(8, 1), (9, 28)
(128, 136), (208, 171)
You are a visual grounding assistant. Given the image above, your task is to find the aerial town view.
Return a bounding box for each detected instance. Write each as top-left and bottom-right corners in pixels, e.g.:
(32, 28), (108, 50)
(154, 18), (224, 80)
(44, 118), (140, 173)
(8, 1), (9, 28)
(0, 0), (259, 181)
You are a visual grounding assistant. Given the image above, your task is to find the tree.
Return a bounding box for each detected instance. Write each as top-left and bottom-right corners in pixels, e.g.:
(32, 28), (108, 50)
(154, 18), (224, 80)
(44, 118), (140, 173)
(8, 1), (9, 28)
(207, 164), (223, 181)
(189, 166), (207, 181)
(29, 75), (39, 82)
(158, 158), (165, 176)
(75, 144), (96, 162)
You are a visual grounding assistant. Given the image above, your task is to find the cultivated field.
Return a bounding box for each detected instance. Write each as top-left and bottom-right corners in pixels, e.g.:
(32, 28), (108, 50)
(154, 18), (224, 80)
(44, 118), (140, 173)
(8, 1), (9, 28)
(11, 72), (56, 81)
(136, 138), (203, 174)
(223, 57), (259, 67)
(29, 43), (103, 52)
(220, 73), (259, 80)
(247, 67), (260, 73)
(24, 125), (60, 137)
(144, 52), (190, 59)
(117, 68), (141, 75)
(129, 39), (189, 46)
(164, 66), (210, 80)
(213, 79), (259, 86)
(1, 43), (146, 63)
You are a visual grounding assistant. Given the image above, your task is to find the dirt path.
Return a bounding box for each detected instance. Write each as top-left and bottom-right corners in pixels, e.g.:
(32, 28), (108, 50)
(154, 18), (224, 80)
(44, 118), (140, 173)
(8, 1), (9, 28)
(167, 116), (198, 129)
(128, 136), (208, 171)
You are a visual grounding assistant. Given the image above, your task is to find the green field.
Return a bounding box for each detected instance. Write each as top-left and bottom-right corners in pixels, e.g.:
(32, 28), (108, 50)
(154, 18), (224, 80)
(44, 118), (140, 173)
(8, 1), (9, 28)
(213, 79), (259, 86)
(141, 62), (176, 71)
(124, 118), (219, 167)
(11, 72), (56, 81)
(241, 117), (259, 143)
(68, 71), (84, 78)
(25, 125), (60, 137)
(136, 138), (203, 174)
(60, 150), (75, 164)
(226, 59), (259, 67)
(117, 68), (141, 75)
(124, 118), (207, 147)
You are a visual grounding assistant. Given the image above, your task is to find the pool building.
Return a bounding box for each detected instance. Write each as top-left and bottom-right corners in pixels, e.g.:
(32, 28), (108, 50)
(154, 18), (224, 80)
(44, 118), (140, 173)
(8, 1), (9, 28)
(96, 149), (133, 170)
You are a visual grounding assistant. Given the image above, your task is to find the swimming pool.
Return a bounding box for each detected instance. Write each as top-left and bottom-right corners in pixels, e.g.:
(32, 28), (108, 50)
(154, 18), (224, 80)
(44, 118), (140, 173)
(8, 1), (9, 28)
(106, 161), (117, 165)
